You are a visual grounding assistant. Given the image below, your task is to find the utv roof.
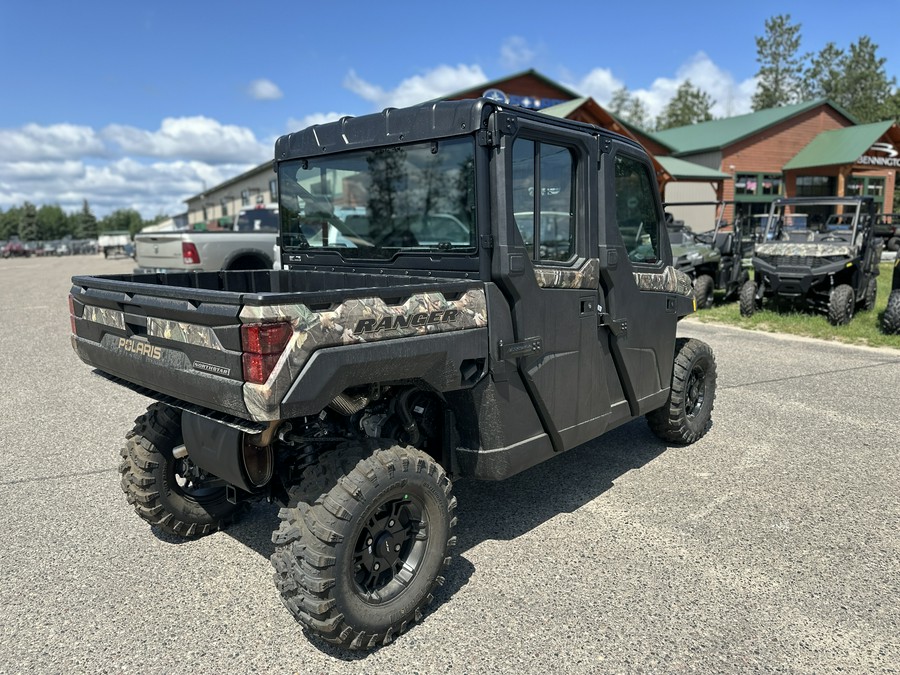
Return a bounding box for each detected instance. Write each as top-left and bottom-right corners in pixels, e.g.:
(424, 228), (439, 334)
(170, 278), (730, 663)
(275, 98), (641, 161)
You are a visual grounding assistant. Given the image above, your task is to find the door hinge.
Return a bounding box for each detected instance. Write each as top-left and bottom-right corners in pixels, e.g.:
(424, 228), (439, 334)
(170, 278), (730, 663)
(476, 130), (498, 147)
(599, 313), (627, 337)
(480, 234), (494, 249)
(498, 336), (542, 360)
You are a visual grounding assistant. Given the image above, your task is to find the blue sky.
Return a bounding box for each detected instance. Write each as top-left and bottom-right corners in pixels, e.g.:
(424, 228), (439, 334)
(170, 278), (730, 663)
(1, 0), (898, 219)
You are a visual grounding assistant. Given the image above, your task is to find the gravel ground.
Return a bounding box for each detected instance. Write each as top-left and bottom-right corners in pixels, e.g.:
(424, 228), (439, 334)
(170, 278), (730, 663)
(1, 255), (898, 674)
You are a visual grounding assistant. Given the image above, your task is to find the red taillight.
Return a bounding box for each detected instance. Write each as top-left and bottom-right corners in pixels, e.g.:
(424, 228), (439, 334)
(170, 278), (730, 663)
(241, 321), (292, 384)
(182, 242), (201, 265)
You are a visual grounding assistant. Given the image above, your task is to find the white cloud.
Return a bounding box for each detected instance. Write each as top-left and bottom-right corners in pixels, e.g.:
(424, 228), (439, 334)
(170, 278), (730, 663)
(0, 123), (107, 161)
(344, 64), (488, 110)
(500, 37), (535, 70)
(568, 67), (625, 105)
(569, 52), (755, 121)
(102, 116), (270, 164)
(247, 78), (283, 101)
(286, 112), (356, 133)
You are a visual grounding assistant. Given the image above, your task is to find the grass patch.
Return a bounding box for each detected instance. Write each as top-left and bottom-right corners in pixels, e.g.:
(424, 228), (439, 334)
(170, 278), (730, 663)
(695, 261), (900, 350)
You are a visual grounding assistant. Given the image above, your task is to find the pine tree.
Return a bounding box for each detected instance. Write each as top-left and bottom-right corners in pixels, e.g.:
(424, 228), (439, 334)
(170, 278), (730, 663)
(76, 199), (98, 239)
(18, 202), (39, 241)
(752, 14), (805, 110)
(656, 80), (715, 130)
(839, 37), (896, 122)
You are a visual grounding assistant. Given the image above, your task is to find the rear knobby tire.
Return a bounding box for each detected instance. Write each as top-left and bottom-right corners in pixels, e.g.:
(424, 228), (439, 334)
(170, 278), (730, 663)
(887, 236), (900, 253)
(883, 289), (900, 334)
(827, 284), (855, 326)
(271, 442), (456, 650)
(739, 280), (758, 317)
(647, 337), (716, 445)
(119, 402), (243, 538)
(693, 274), (715, 310)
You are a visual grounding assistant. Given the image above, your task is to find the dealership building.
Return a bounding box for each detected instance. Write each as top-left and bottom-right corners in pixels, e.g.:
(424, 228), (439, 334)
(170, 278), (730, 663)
(185, 70), (899, 230)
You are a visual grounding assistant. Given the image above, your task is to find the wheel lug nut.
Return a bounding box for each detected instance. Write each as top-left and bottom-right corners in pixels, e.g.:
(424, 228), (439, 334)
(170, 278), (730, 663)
(388, 520), (394, 527)
(367, 538), (373, 546)
(373, 563), (380, 571)
(394, 544), (401, 552)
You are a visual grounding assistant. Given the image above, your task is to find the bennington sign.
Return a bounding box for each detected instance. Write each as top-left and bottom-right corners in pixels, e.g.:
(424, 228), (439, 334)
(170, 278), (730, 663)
(856, 141), (900, 167)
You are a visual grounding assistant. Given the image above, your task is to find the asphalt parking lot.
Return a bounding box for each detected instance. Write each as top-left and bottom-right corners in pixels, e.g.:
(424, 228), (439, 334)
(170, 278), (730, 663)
(1, 255), (898, 674)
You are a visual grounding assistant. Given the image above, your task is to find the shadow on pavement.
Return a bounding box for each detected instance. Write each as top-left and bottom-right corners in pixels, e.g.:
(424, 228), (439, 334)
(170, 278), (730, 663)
(211, 416), (668, 658)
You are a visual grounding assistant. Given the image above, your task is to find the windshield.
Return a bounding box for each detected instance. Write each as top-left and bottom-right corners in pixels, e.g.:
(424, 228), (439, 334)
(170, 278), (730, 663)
(763, 203), (860, 242)
(278, 138), (476, 259)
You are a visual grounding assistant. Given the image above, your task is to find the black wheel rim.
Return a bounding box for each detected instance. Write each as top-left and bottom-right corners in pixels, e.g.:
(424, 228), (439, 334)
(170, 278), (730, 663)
(353, 493), (428, 604)
(685, 363), (707, 419)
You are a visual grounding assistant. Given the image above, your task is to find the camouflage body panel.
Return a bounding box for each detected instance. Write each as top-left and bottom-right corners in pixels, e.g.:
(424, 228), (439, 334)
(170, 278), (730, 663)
(632, 266), (693, 297)
(242, 289), (488, 420)
(756, 242), (855, 258)
(533, 258), (599, 289)
(147, 317), (224, 350)
(81, 305), (125, 331)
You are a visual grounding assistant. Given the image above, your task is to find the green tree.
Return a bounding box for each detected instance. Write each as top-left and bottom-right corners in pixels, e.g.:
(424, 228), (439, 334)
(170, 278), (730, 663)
(752, 14), (805, 110)
(18, 202), (39, 241)
(99, 208), (144, 238)
(75, 199), (98, 239)
(37, 204), (71, 240)
(801, 42), (845, 101)
(608, 87), (651, 130)
(655, 80), (715, 130)
(0, 207), (21, 240)
(840, 37), (896, 122)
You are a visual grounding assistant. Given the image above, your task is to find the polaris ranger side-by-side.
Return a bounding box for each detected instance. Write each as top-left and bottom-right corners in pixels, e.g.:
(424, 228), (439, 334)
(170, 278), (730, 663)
(69, 99), (716, 649)
(740, 196), (881, 325)
(663, 201), (754, 308)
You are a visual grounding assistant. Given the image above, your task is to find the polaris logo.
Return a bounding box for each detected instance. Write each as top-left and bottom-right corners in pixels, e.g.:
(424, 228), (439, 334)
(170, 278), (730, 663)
(193, 361), (231, 376)
(118, 337), (162, 360)
(355, 309), (460, 334)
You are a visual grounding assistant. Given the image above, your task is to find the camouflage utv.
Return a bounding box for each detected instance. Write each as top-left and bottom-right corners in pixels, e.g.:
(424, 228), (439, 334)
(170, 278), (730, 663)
(882, 257), (900, 334)
(664, 202), (754, 309)
(740, 196), (881, 325)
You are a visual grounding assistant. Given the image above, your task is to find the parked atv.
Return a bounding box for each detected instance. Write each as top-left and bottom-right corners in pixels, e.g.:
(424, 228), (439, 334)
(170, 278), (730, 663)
(882, 257), (900, 334)
(740, 196), (881, 325)
(664, 202), (754, 309)
(874, 213), (900, 253)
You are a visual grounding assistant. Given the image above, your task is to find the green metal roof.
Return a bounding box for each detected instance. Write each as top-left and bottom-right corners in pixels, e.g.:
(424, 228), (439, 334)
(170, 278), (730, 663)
(783, 121), (895, 170)
(655, 156), (730, 180)
(538, 97), (589, 118)
(653, 99), (856, 154)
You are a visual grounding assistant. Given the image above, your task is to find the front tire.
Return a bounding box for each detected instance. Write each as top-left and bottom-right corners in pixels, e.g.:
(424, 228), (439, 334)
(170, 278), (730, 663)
(693, 274), (715, 310)
(883, 289), (900, 334)
(119, 402), (243, 538)
(271, 442), (455, 649)
(739, 279), (758, 317)
(827, 284), (855, 326)
(647, 338), (717, 445)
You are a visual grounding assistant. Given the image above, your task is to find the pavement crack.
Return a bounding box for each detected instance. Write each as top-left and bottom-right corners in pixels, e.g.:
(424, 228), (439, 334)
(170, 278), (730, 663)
(721, 358), (900, 389)
(1, 467), (116, 487)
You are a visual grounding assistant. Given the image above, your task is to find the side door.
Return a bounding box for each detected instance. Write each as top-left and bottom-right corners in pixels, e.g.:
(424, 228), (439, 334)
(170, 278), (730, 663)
(596, 140), (683, 417)
(491, 117), (619, 452)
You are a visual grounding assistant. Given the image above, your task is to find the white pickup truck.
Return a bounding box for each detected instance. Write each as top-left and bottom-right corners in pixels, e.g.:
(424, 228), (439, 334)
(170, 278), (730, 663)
(134, 204), (278, 272)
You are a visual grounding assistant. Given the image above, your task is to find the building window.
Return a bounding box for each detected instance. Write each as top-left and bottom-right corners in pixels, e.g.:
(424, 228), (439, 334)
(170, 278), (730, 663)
(735, 172), (782, 198)
(220, 199), (228, 217)
(512, 138), (576, 262)
(846, 175), (885, 207)
(614, 154), (661, 264)
(241, 189), (250, 206)
(269, 179), (277, 202)
(796, 176), (835, 197)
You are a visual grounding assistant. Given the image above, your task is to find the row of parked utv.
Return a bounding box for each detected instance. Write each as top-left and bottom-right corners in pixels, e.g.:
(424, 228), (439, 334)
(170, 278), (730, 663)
(667, 196), (900, 334)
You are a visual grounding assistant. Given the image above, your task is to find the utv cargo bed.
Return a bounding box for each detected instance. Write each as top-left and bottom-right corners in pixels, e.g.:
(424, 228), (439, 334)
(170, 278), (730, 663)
(70, 269), (488, 421)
